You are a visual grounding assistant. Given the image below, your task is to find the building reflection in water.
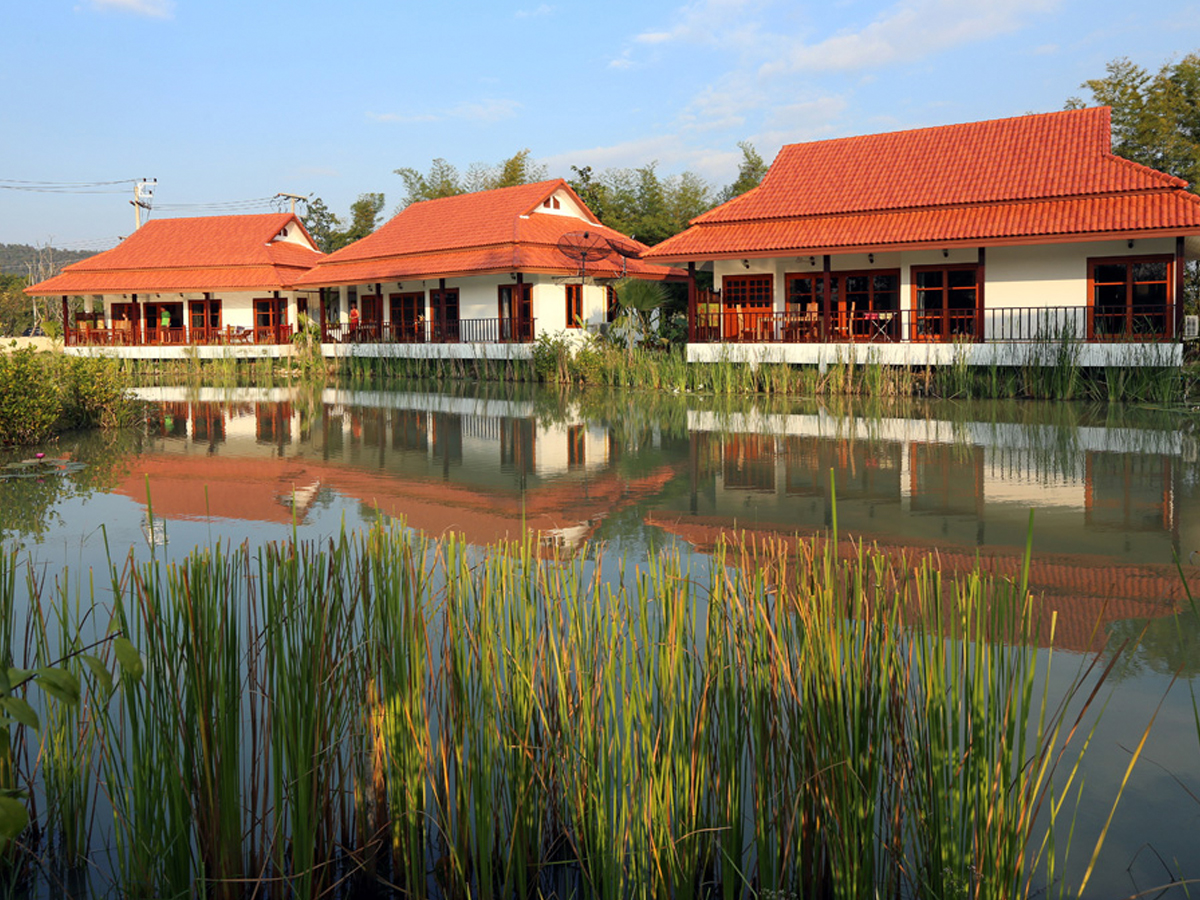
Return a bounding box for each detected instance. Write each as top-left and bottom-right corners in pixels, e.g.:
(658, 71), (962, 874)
(129, 388), (1198, 650)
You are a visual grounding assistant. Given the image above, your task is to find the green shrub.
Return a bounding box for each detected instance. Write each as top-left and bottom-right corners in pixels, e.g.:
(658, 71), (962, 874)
(0, 349), (63, 445)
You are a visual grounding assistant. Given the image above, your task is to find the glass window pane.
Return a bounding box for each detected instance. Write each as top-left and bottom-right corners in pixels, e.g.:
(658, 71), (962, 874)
(1095, 284), (1126, 312)
(916, 271), (942, 289)
(948, 269), (976, 288)
(1133, 261), (1168, 282)
(1095, 264), (1127, 284)
(845, 275), (868, 293)
(874, 274), (898, 292)
(1133, 282), (1167, 306)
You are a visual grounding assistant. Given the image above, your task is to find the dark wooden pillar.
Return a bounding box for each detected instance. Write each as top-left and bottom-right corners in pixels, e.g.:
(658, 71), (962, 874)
(61, 296), (68, 339)
(977, 247), (986, 342)
(687, 262), (697, 343)
(822, 255), (832, 339)
(1177, 236), (1186, 339)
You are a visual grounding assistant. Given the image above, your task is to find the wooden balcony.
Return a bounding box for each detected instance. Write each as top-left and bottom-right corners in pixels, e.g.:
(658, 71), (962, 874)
(322, 317), (536, 344)
(690, 305), (1177, 344)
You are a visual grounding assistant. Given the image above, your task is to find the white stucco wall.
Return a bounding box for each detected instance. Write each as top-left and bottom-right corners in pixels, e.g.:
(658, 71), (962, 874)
(712, 238), (1180, 318)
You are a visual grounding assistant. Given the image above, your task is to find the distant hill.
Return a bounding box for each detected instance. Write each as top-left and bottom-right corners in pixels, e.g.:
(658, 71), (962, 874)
(0, 243), (98, 278)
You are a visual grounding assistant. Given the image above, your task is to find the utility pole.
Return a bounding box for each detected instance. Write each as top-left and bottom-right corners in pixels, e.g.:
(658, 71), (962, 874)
(131, 178), (156, 229)
(276, 192), (308, 215)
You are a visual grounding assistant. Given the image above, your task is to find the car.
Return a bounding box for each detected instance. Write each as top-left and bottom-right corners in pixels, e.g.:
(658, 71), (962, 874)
(20, 326), (45, 337)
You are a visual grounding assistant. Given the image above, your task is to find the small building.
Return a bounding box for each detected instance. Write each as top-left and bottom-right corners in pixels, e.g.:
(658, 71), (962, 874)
(26, 213), (324, 359)
(291, 179), (684, 359)
(643, 107), (1200, 367)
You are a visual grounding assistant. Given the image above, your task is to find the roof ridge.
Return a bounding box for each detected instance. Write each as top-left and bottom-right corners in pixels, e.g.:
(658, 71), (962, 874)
(690, 184), (1200, 227)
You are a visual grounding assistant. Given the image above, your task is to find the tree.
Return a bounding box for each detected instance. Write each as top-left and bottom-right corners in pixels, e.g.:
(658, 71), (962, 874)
(394, 158), (464, 209)
(394, 150), (550, 210)
(718, 141), (769, 203)
(338, 193), (386, 249)
(1069, 53), (1200, 310)
(568, 165), (607, 221)
(300, 198), (343, 254)
(1068, 53), (1200, 186)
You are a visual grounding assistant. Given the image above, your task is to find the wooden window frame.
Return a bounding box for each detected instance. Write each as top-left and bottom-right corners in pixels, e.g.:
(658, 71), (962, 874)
(721, 273), (774, 341)
(910, 264), (982, 343)
(565, 283), (583, 329)
(1086, 254), (1173, 341)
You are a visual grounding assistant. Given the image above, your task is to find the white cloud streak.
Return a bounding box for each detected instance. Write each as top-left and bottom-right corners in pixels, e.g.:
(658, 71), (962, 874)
(763, 0), (1061, 74)
(86, 0), (174, 18)
(367, 98), (521, 125)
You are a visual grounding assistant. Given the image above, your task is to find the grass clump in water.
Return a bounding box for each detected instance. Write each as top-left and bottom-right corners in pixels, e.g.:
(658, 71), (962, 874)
(0, 519), (1129, 898)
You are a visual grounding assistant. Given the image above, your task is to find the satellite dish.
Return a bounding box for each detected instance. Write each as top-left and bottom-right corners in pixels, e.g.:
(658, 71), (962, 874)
(605, 237), (641, 259)
(604, 237), (642, 277)
(556, 231), (613, 276)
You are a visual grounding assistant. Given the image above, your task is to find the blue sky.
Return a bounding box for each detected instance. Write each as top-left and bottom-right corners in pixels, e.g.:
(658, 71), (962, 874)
(3, 0), (1199, 250)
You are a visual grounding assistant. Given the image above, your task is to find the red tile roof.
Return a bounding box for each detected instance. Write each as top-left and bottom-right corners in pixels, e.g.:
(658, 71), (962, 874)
(644, 107), (1200, 262)
(294, 179), (684, 286)
(26, 213), (323, 295)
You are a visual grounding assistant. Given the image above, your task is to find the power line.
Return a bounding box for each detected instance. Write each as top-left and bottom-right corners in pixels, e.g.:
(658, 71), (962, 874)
(0, 178), (138, 186)
(0, 177), (140, 194)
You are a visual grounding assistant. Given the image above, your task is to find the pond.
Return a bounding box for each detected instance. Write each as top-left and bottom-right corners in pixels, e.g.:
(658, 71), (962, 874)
(3, 382), (1199, 898)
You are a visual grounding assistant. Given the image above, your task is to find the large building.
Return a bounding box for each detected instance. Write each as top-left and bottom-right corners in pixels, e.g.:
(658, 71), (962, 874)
(26, 213), (323, 359)
(291, 179), (683, 359)
(643, 107), (1200, 367)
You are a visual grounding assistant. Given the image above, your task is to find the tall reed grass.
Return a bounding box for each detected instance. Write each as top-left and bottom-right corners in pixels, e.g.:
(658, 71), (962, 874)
(0, 520), (1124, 898)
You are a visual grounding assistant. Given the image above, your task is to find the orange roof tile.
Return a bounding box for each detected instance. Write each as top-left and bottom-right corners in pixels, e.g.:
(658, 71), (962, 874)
(26, 213), (323, 295)
(294, 179), (684, 286)
(644, 108), (1200, 262)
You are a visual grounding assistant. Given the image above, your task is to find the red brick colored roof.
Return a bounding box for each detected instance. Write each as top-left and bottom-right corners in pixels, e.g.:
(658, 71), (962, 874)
(644, 108), (1200, 262)
(26, 213), (323, 295)
(294, 179), (684, 286)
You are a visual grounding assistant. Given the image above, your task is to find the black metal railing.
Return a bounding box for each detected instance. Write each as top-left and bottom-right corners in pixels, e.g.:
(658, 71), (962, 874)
(322, 317), (535, 345)
(691, 305), (1176, 344)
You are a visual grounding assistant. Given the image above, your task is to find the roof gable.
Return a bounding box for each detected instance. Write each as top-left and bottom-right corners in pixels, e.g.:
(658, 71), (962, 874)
(700, 107), (1188, 225)
(323, 180), (594, 264)
(293, 179), (682, 285)
(65, 213), (320, 271)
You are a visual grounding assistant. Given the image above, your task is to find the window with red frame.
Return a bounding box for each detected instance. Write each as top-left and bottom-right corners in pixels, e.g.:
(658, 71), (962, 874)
(565, 283), (583, 328)
(1088, 256), (1172, 339)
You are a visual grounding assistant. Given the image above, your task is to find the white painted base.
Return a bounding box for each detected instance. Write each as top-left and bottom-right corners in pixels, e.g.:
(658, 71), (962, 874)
(685, 341), (1182, 368)
(321, 342), (533, 361)
(64, 344), (296, 360)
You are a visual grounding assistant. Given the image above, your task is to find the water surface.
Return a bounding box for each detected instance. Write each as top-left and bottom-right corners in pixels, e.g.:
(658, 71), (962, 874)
(3, 383), (1198, 897)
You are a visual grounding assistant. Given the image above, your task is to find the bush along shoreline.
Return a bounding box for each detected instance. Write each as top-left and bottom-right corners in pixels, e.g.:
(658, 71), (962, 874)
(323, 335), (1192, 405)
(0, 519), (1138, 899)
(0, 349), (135, 446)
(43, 332), (1195, 405)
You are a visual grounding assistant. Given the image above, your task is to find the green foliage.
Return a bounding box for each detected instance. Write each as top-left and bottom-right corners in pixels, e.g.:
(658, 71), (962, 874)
(0, 350), (132, 445)
(1068, 53), (1200, 186)
(1069, 52), (1200, 310)
(395, 149), (549, 209)
(0, 349), (62, 445)
(299, 197), (343, 254)
(717, 140), (769, 202)
(302, 193), (387, 254)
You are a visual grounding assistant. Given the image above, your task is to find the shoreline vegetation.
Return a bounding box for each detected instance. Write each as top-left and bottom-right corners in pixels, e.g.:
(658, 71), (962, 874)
(0, 335), (1194, 447)
(0, 521), (1136, 899)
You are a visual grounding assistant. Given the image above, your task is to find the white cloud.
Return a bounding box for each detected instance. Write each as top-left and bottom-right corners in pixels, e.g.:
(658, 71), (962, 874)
(367, 98), (521, 125)
(763, 0), (1061, 74)
(85, 0), (174, 17)
(515, 3), (554, 16)
(630, 0), (768, 49)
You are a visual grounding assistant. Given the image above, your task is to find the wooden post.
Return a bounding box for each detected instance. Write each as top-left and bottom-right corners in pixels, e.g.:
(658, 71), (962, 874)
(822, 255), (832, 340)
(1177, 236), (1186, 339)
(977, 247), (986, 342)
(687, 262), (697, 343)
(61, 296), (69, 341)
